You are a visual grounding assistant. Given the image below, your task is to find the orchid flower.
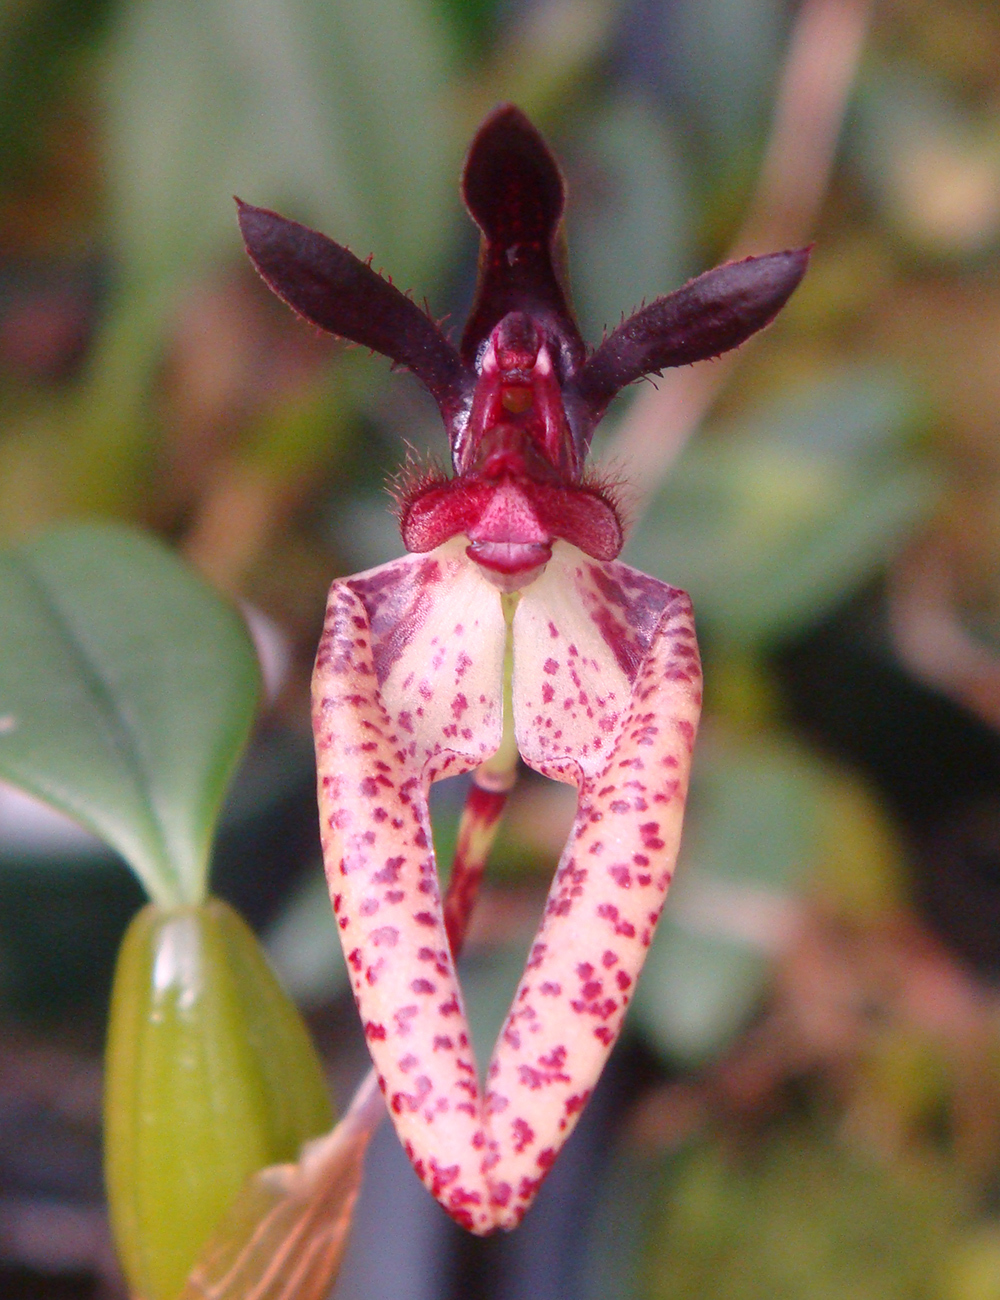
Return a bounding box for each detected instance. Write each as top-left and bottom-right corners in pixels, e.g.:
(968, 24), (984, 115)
(238, 105), (807, 1234)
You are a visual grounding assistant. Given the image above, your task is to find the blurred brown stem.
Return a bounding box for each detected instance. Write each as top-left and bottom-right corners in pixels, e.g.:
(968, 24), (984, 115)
(605, 0), (873, 517)
(889, 539), (1000, 733)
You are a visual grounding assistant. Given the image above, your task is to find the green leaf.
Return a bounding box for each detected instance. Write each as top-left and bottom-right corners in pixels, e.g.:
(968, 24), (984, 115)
(103, 0), (457, 295)
(567, 89), (694, 345)
(105, 899), (334, 1300)
(625, 367), (935, 646)
(0, 521), (260, 905)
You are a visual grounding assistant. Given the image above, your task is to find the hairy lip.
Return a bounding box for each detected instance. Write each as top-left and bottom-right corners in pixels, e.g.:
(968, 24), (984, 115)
(400, 474), (623, 563)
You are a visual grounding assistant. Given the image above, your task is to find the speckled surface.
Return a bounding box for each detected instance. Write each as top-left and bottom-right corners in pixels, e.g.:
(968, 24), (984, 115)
(313, 539), (700, 1232)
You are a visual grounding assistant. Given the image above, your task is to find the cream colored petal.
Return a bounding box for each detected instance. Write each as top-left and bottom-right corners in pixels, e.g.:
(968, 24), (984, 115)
(479, 545), (701, 1227)
(312, 539), (506, 1232)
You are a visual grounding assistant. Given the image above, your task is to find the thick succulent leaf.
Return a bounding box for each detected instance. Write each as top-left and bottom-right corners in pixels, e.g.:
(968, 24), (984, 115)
(312, 540), (700, 1231)
(180, 753), (516, 1300)
(238, 201), (472, 430)
(0, 522), (259, 905)
(569, 249), (810, 427)
(460, 105), (584, 371)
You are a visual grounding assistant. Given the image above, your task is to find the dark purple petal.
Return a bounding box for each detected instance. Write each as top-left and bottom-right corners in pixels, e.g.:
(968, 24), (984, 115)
(568, 248), (811, 430)
(460, 105), (585, 375)
(237, 200), (473, 429)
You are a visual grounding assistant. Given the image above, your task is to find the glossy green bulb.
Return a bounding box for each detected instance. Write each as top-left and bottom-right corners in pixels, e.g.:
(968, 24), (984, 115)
(104, 899), (334, 1300)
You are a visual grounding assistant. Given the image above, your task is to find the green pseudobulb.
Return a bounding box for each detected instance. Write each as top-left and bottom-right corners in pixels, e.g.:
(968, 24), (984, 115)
(104, 898), (334, 1300)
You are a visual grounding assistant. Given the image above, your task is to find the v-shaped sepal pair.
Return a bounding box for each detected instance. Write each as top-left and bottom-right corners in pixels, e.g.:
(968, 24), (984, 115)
(313, 540), (700, 1231)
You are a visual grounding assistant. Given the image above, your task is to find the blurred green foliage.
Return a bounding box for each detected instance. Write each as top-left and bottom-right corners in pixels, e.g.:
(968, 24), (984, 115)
(0, 518), (332, 1294)
(625, 367), (933, 647)
(633, 734), (824, 1068)
(0, 0), (113, 186)
(4, 0), (1000, 1295)
(640, 1125), (963, 1300)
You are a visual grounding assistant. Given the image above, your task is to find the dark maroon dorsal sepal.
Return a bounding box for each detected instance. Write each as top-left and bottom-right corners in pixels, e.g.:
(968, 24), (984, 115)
(459, 106), (585, 377)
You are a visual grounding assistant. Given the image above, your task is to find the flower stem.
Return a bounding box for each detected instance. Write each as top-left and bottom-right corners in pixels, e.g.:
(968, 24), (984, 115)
(444, 596), (520, 955)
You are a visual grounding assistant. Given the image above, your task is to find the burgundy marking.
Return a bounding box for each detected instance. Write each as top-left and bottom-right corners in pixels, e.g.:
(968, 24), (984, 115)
(512, 1118), (535, 1153)
(301, 106), (719, 1226)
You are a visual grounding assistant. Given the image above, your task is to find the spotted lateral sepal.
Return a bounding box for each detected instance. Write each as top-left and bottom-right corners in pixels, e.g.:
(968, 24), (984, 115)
(312, 540), (700, 1232)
